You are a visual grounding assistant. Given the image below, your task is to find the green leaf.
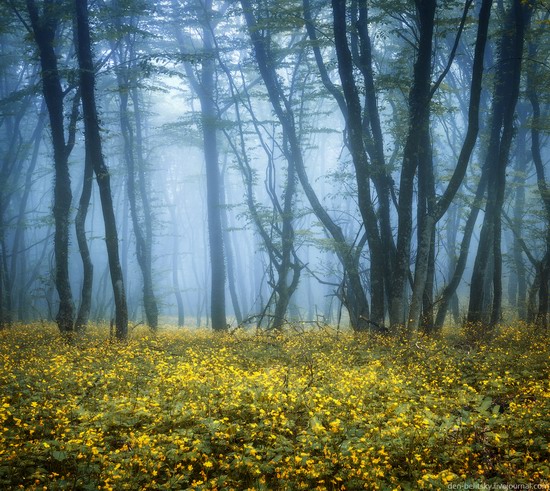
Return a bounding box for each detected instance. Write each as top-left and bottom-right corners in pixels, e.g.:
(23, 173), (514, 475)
(479, 396), (492, 413)
(52, 450), (67, 461)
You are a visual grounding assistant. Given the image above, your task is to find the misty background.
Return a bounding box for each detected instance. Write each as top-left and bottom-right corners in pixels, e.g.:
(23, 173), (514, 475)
(0, 0), (548, 336)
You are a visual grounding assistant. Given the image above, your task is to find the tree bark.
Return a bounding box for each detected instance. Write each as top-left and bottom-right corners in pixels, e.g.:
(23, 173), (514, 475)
(526, 38), (550, 329)
(389, 0), (436, 329)
(331, 0), (385, 325)
(468, 0), (532, 327)
(75, 0), (128, 339)
(74, 94), (94, 332)
(26, 0), (75, 333)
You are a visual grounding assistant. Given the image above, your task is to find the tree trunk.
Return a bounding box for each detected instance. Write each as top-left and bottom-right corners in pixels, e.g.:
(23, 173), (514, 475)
(168, 205), (185, 327)
(74, 108), (94, 332)
(468, 0), (531, 328)
(526, 38), (550, 329)
(75, 0), (128, 339)
(113, 47), (159, 330)
(220, 169), (243, 324)
(332, 0), (385, 325)
(26, 0), (75, 333)
(174, 0), (227, 331)
(390, 0), (436, 329)
(510, 118), (528, 319)
(8, 107), (47, 322)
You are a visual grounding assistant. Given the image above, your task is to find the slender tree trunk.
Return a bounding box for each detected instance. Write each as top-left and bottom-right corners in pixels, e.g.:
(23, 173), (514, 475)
(7, 107), (47, 323)
(113, 49), (158, 330)
(75, 0), (128, 339)
(390, 0), (436, 329)
(131, 85), (159, 330)
(468, 0), (531, 328)
(332, 0), (385, 325)
(220, 171), (243, 324)
(510, 120), (528, 319)
(527, 38), (550, 329)
(168, 206), (185, 327)
(74, 111), (94, 332)
(0, 238), (9, 329)
(26, 0), (75, 333)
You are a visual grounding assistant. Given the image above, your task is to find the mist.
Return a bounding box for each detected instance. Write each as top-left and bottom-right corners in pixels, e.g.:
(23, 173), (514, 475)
(1, 0), (549, 336)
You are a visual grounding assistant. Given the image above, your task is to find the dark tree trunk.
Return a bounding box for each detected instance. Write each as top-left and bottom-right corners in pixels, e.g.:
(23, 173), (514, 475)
(331, 0), (385, 325)
(526, 38), (550, 329)
(468, 0), (532, 328)
(26, 0), (75, 333)
(510, 119), (528, 319)
(75, 0), (128, 339)
(390, 0), (436, 329)
(74, 106), (94, 332)
(241, 0), (374, 331)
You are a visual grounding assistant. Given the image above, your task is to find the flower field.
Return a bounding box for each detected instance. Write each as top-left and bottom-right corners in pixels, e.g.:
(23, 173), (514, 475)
(0, 323), (548, 490)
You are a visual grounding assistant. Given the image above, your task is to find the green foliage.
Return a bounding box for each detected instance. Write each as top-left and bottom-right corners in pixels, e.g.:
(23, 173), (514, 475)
(0, 323), (548, 489)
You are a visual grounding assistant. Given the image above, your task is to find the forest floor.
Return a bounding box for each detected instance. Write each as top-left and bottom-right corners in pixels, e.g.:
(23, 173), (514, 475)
(0, 323), (548, 490)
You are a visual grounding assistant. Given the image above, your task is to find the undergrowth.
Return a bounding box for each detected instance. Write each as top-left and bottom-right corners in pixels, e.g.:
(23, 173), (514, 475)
(0, 323), (548, 490)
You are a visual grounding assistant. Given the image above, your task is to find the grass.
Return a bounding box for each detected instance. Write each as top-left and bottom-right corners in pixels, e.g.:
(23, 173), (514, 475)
(0, 322), (548, 490)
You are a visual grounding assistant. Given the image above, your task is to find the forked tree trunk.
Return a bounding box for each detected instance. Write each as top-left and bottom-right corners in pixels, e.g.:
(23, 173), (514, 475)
(468, 0), (531, 328)
(390, 0), (436, 329)
(75, 0), (128, 339)
(26, 0), (75, 334)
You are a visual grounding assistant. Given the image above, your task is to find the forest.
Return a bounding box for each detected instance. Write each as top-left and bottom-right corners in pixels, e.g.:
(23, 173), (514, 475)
(0, 0), (548, 336)
(1, 0), (550, 488)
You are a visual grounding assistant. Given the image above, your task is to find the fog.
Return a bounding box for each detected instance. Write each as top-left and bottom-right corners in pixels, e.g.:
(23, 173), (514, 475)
(1, 0), (548, 335)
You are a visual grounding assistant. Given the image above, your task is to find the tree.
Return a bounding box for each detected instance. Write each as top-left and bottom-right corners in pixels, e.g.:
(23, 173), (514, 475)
(467, 0), (533, 328)
(173, 0), (228, 331)
(241, 0), (383, 331)
(525, 29), (550, 329)
(74, 0), (128, 339)
(24, 0), (78, 333)
(110, 3), (159, 330)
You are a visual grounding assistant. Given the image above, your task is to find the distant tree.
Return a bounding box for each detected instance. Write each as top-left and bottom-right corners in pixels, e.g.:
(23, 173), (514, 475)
(110, 4), (159, 330)
(173, 0), (228, 331)
(73, 87), (93, 332)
